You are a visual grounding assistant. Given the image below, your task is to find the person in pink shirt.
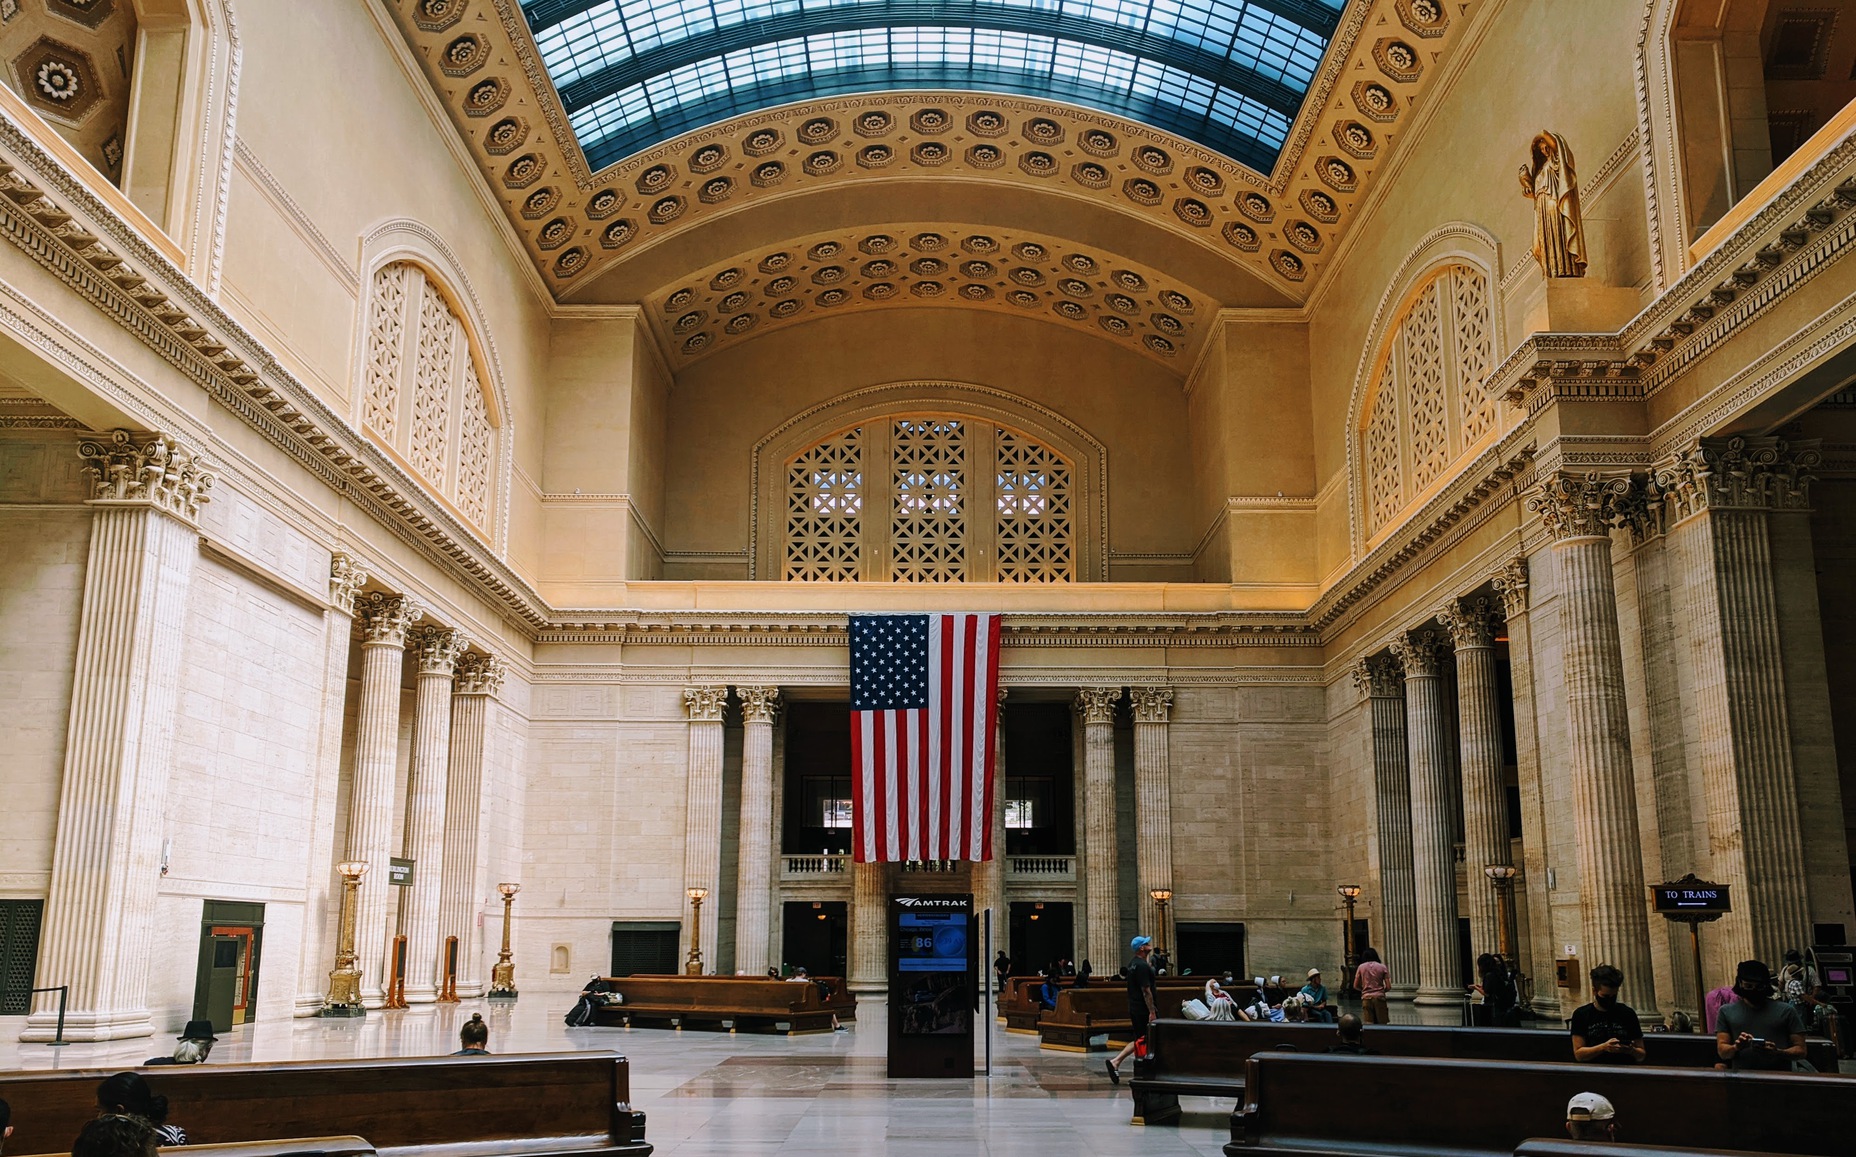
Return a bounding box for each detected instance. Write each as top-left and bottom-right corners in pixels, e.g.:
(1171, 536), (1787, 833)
(1703, 983), (1737, 1034)
(1354, 946), (1391, 1024)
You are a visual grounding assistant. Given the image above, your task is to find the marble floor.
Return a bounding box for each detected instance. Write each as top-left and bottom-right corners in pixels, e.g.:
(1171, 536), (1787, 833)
(0, 1002), (1237, 1156)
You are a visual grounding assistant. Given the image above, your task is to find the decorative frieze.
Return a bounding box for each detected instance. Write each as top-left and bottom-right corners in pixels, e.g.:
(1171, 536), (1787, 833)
(454, 652), (506, 697)
(78, 429), (215, 523)
(1530, 470), (1637, 539)
(1490, 556), (1529, 615)
(328, 552), (368, 615)
(358, 593), (424, 646)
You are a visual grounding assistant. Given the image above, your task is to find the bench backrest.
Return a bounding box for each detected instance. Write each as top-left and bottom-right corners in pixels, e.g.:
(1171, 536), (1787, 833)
(0, 1053), (628, 1157)
(626, 974), (853, 1009)
(1049, 983), (1257, 1025)
(600, 976), (822, 1012)
(1241, 1053), (1855, 1157)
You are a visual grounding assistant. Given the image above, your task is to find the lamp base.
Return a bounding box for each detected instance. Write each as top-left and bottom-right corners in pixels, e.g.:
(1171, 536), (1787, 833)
(318, 1003), (366, 1018)
(487, 989), (519, 1002)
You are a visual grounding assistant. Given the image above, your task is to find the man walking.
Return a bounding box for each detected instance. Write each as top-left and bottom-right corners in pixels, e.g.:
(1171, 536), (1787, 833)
(1105, 935), (1158, 1084)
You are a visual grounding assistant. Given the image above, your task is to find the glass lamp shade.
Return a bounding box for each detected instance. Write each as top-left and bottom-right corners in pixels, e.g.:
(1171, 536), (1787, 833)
(1149, 889), (1173, 902)
(1337, 884), (1362, 900)
(337, 861), (369, 880)
(1483, 865), (1518, 882)
(497, 881), (522, 898)
(687, 886), (710, 902)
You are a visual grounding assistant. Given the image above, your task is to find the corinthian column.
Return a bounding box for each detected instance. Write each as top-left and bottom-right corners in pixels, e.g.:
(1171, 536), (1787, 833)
(1076, 687), (1121, 970)
(1439, 597), (1512, 964)
(25, 432), (213, 1041)
(973, 688), (1008, 951)
(1130, 688), (1174, 940)
(440, 653), (504, 997)
(398, 625), (468, 1003)
(682, 685), (727, 973)
(1389, 630), (1462, 1004)
(294, 553), (369, 1016)
(1531, 472), (1654, 994)
(1352, 654), (1420, 1003)
(734, 686), (780, 977)
(346, 591), (423, 1008)
(1654, 438), (1815, 962)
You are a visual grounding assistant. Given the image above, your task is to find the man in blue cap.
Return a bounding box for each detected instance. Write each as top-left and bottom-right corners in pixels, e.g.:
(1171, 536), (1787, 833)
(1106, 934), (1158, 1084)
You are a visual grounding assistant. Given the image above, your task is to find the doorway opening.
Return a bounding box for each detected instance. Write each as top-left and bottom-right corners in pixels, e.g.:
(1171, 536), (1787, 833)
(1008, 901), (1074, 975)
(191, 901), (263, 1031)
(1175, 921), (1246, 979)
(610, 921), (681, 977)
(781, 901), (848, 978)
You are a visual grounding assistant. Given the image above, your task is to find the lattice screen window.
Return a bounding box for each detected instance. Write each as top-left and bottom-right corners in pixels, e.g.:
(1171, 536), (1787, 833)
(360, 261), (499, 534)
(778, 418), (1077, 581)
(1359, 263), (1497, 535)
(995, 428), (1074, 581)
(785, 426), (864, 581)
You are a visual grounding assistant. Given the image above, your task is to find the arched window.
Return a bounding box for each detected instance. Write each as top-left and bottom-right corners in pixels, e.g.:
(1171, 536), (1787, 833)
(362, 261), (498, 532)
(1357, 263), (1495, 535)
(783, 418), (1074, 582)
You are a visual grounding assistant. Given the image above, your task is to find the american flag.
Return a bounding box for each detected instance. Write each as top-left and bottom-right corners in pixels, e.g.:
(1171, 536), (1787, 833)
(849, 613), (1002, 863)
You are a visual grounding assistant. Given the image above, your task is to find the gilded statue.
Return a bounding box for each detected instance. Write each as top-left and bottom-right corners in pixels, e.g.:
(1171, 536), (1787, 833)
(1519, 131), (1587, 278)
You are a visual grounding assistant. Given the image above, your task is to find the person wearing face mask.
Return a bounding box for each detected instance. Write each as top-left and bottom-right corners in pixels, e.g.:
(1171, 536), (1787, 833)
(1716, 959), (1810, 1071)
(1569, 964), (1645, 1064)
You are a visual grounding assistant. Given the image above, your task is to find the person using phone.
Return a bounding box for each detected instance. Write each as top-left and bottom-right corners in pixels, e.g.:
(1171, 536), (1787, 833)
(1717, 959), (1810, 1071)
(1569, 963), (1646, 1063)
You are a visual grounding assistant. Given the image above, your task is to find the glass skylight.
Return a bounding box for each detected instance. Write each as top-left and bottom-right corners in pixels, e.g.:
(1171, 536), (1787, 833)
(521, 0), (1344, 172)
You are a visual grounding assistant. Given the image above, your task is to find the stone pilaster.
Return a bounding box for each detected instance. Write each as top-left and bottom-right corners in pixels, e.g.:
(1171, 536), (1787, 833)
(1530, 472), (1655, 996)
(734, 685), (780, 977)
(399, 625), (468, 1003)
(850, 861), (888, 1000)
(295, 552), (369, 1016)
(25, 431), (213, 1040)
(1439, 596), (1512, 964)
(345, 591), (423, 1008)
(1654, 438), (1815, 962)
(1352, 653), (1420, 1002)
(439, 653), (504, 997)
(1076, 687), (1121, 970)
(1388, 631), (1463, 1004)
(1130, 687), (1174, 945)
(682, 685), (727, 973)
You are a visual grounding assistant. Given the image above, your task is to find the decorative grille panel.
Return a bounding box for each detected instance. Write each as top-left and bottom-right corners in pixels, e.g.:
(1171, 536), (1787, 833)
(456, 360), (493, 528)
(410, 280), (456, 485)
(1404, 279), (1448, 491)
(1365, 372), (1402, 530)
(1452, 265), (1495, 443)
(889, 419), (968, 582)
(0, 899), (42, 1016)
(995, 428), (1074, 582)
(364, 264), (406, 440)
(784, 427), (864, 582)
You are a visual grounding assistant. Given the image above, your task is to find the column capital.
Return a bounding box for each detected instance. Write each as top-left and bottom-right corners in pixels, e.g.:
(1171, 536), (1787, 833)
(1653, 435), (1820, 523)
(1438, 596), (1501, 650)
(1530, 471), (1636, 540)
(739, 685), (781, 723)
(454, 653), (506, 697)
(684, 684), (728, 722)
(1350, 653), (1404, 698)
(78, 428), (216, 525)
(1491, 556), (1530, 616)
(329, 552), (368, 616)
(410, 626), (469, 676)
(1129, 686), (1173, 723)
(357, 593), (423, 646)
(1388, 630), (1444, 678)
(1073, 687), (1119, 724)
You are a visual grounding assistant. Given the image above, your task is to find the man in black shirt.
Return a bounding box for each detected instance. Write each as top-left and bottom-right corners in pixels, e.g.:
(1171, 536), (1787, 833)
(1105, 935), (1158, 1084)
(1569, 963), (1646, 1063)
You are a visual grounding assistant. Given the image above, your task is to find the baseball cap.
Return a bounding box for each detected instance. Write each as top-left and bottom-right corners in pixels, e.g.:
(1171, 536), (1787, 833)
(1566, 1093), (1615, 1122)
(1306, 968), (1321, 978)
(1130, 935), (1153, 949)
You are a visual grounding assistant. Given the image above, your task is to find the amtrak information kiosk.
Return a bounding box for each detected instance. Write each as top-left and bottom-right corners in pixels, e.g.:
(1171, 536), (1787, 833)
(887, 893), (976, 1078)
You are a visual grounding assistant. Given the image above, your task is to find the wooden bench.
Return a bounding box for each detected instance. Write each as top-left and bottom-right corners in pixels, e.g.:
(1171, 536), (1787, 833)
(1129, 1019), (1843, 1126)
(1513, 1144), (1805, 1157)
(625, 973), (855, 1020)
(18, 1139), (380, 1157)
(1038, 981), (1249, 1051)
(593, 975), (835, 1033)
(1225, 1053), (1856, 1157)
(0, 1053), (648, 1157)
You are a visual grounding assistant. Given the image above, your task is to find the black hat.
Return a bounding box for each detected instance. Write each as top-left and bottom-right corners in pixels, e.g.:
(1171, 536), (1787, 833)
(1735, 959), (1773, 987)
(177, 1019), (218, 1041)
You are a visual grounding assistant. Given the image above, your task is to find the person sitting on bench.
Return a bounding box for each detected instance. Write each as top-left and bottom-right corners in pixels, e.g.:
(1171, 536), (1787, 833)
(1326, 1013), (1377, 1054)
(1299, 969), (1333, 1023)
(1570, 964), (1645, 1064)
(95, 1074), (184, 1147)
(1565, 1092), (1618, 1142)
(146, 1020), (216, 1066)
(1203, 977), (1238, 1021)
(73, 1115), (158, 1157)
(1717, 959), (1809, 1071)
(453, 1013), (491, 1055)
(1, 1094), (12, 1156)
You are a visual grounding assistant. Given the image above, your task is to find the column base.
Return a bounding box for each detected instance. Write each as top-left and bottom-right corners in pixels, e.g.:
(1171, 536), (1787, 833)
(20, 1007), (154, 1042)
(294, 994), (327, 1018)
(404, 991), (437, 1006)
(458, 982), (485, 998)
(1412, 987), (1466, 1007)
(1388, 985), (1418, 1003)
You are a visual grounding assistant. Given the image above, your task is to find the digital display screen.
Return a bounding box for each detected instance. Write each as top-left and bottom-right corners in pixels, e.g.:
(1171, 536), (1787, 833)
(897, 910), (969, 973)
(1826, 967), (1852, 984)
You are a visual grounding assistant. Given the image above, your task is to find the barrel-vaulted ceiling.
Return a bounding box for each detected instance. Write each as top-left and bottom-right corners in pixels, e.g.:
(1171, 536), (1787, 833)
(387, 0), (1478, 362)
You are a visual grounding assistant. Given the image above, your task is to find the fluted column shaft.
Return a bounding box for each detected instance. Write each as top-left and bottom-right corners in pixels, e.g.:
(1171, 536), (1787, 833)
(1077, 688), (1120, 970)
(1354, 655), (1420, 1002)
(734, 686), (780, 977)
(1533, 473), (1654, 995)
(683, 686), (727, 972)
(850, 862), (888, 997)
(1441, 599), (1512, 963)
(26, 432), (213, 1040)
(294, 554), (368, 1016)
(440, 654), (503, 996)
(398, 627), (467, 1003)
(1391, 633), (1462, 1003)
(974, 689), (1008, 952)
(1130, 688), (1174, 941)
(346, 593), (423, 1008)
